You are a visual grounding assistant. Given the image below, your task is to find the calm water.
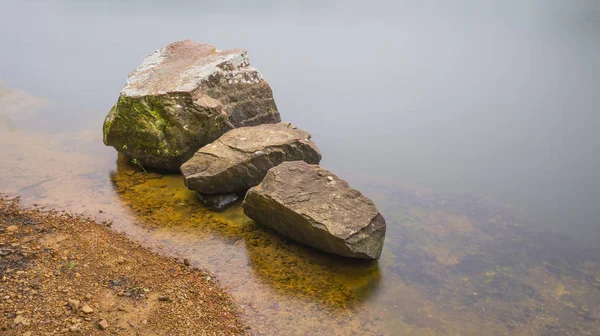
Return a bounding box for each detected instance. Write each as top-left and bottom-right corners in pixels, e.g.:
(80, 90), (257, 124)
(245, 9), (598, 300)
(1, 1), (599, 335)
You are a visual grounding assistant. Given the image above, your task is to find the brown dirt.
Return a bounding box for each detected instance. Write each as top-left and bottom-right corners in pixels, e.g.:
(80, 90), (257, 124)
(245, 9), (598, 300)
(0, 194), (246, 335)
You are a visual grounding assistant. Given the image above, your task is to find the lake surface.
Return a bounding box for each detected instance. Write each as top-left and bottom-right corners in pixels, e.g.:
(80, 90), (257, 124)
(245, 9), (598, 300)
(1, 1), (599, 335)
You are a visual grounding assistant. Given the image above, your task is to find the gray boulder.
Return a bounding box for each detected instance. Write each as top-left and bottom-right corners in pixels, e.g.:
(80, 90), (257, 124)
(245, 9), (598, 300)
(103, 40), (281, 170)
(181, 122), (321, 194)
(242, 161), (386, 259)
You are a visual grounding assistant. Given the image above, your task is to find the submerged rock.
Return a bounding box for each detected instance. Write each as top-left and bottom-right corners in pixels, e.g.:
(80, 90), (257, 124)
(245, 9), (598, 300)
(103, 40), (281, 170)
(197, 192), (239, 211)
(181, 122), (322, 194)
(242, 161), (386, 259)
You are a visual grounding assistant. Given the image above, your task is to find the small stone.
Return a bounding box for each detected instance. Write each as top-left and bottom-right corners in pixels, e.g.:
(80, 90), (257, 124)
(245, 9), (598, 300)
(326, 176), (334, 181)
(183, 259), (190, 267)
(68, 299), (80, 312)
(6, 225), (18, 232)
(196, 192), (238, 211)
(85, 293), (92, 300)
(81, 305), (94, 314)
(14, 315), (26, 325)
(158, 296), (170, 302)
(97, 319), (109, 330)
(23, 332), (32, 336)
(69, 323), (80, 331)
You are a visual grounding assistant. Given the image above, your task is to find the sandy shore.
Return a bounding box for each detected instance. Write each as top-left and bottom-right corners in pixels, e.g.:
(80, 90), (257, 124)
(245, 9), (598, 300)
(0, 194), (245, 335)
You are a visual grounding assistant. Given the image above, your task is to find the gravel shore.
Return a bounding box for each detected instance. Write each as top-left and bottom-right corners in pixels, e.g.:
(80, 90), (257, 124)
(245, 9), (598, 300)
(0, 194), (245, 335)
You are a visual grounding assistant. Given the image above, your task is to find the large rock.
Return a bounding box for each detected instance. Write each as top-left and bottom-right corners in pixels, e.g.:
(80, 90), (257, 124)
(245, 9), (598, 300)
(242, 161), (386, 259)
(181, 122), (322, 194)
(103, 40), (281, 170)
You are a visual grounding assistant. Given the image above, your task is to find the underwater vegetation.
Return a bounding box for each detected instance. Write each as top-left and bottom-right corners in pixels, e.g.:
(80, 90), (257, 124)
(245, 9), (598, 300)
(110, 156), (600, 335)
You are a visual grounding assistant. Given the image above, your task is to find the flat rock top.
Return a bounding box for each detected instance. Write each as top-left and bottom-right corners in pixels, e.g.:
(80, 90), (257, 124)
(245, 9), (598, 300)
(121, 40), (253, 97)
(202, 122), (313, 156)
(252, 161), (380, 239)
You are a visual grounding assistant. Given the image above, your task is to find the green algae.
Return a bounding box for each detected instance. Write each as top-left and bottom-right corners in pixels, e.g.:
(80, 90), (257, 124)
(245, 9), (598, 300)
(103, 94), (232, 170)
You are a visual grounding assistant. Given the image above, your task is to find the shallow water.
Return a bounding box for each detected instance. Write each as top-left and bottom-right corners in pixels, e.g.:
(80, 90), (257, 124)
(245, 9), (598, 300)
(1, 1), (600, 335)
(1, 86), (599, 335)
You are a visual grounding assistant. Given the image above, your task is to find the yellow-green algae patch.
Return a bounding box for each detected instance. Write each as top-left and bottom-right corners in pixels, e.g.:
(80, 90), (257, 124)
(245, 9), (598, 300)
(110, 155), (381, 309)
(106, 155), (600, 335)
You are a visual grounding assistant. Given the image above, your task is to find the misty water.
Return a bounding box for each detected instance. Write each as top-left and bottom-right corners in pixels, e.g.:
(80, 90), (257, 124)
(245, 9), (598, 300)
(1, 1), (599, 335)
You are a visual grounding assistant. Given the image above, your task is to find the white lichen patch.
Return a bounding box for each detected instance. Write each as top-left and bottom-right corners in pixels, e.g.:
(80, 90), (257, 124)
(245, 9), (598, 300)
(137, 47), (167, 73)
(178, 51), (249, 89)
(122, 47), (167, 96)
(119, 41), (268, 99)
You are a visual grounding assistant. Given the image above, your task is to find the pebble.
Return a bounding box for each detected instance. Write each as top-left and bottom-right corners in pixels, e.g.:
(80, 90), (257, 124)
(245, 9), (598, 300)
(7, 225), (18, 232)
(68, 299), (80, 311)
(97, 318), (109, 330)
(14, 315), (26, 325)
(158, 296), (171, 302)
(81, 305), (94, 314)
(183, 259), (190, 266)
(327, 176), (334, 181)
(23, 332), (32, 336)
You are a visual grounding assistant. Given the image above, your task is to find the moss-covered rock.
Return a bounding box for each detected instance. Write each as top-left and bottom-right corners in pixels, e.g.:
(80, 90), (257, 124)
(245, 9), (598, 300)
(103, 40), (281, 170)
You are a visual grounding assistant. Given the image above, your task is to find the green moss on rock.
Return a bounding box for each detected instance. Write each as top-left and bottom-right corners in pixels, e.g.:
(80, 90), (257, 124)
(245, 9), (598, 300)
(103, 93), (233, 170)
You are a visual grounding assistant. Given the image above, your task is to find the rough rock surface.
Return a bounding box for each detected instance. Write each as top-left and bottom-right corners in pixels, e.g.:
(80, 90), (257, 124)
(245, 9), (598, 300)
(242, 161), (386, 259)
(103, 40), (281, 170)
(181, 122), (322, 194)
